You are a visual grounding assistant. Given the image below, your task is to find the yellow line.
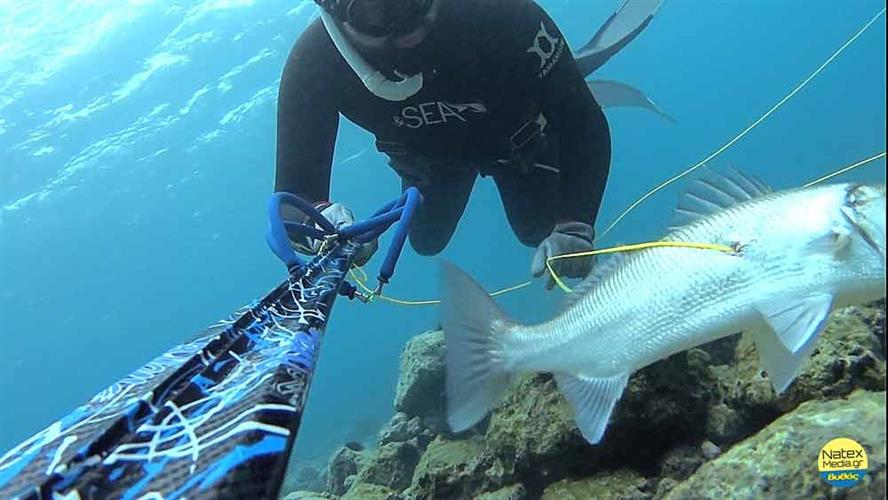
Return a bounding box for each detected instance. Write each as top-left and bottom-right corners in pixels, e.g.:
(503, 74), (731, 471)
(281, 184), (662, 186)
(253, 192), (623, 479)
(351, 242), (735, 303)
(341, 8), (886, 307)
(348, 267), (532, 306)
(490, 281), (533, 297)
(548, 241), (735, 261)
(594, 7), (886, 244)
(803, 151), (886, 188)
(544, 241), (736, 293)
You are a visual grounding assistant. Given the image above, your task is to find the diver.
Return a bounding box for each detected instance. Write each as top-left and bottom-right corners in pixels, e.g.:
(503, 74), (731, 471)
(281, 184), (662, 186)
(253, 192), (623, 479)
(275, 0), (612, 289)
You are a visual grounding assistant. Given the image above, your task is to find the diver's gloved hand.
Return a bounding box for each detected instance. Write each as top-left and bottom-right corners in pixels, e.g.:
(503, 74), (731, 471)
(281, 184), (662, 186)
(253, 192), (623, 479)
(531, 221), (596, 290)
(287, 202), (379, 267)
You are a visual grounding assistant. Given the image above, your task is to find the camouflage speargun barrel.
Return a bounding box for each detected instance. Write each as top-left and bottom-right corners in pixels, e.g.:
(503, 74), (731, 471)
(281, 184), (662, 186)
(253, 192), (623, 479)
(0, 241), (358, 499)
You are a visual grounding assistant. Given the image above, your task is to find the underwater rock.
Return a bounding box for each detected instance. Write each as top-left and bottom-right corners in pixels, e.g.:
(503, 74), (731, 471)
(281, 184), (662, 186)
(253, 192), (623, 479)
(326, 445), (366, 496)
(394, 349), (713, 497)
(482, 347), (717, 490)
(852, 298), (885, 351)
(343, 475), (356, 492)
(658, 445), (705, 483)
(341, 482), (402, 500)
(654, 477), (678, 498)
(344, 441), (364, 452)
(540, 469), (649, 500)
(484, 374), (578, 468)
(312, 302), (885, 499)
(355, 441), (422, 491)
(777, 305), (886, 403)
(608, 347), (718, 455)
(281, 491), (337, 500)
(475, 483), (528, 500)
(651, 442), (720, 496)
(413, 302), (882, 496)
(666, 390), (886, 499)
(378, 412), (411, 445)
(700, 440), (721, 460)
(708, 301), (887, 445)
(406, 436), (495, 499)
(377, 412), (434, 450)
(394, 330), (447, 423)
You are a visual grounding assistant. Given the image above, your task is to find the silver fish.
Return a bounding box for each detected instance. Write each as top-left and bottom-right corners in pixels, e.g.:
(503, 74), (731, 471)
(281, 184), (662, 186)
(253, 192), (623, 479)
(441, 172), (886, 445)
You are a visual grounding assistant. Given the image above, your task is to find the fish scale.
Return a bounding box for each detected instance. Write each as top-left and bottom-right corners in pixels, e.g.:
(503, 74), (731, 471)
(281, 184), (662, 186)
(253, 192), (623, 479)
(520, 244), (746, 374)
(442, 174), (885, 445)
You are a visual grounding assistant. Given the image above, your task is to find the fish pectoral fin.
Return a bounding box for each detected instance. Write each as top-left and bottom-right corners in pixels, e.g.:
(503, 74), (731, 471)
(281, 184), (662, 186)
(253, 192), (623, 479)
(807, 225), (853, 257)
(747, 327), (817, 393)
(756, 293), (833, 353)
(554, 371), (630, 445)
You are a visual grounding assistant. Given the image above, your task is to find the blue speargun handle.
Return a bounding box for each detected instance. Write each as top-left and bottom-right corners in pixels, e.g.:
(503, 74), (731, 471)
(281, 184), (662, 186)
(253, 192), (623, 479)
(267, 187), (423, 293)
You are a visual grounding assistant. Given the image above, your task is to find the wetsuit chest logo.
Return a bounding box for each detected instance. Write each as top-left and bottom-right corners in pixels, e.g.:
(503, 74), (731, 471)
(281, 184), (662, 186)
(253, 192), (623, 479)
(527, 21), (564, 78)
(393, 101), (487, 129)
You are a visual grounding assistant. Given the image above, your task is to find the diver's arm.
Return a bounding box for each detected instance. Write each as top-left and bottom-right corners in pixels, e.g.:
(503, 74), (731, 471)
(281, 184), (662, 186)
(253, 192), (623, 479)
(549, 80), (611, 227)
(275, 20), (340, 205)
(510, 0), (612, 227)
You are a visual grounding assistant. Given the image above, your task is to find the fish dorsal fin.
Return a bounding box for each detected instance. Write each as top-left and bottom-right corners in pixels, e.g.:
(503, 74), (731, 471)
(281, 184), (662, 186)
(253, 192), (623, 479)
(756, 293), (834, 353)
(669, 167), (773, 230)
(561, 253), (626, 311)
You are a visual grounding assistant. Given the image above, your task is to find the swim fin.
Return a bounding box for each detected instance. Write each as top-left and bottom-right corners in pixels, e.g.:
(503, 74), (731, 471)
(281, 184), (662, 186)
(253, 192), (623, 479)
(586, 79), (674, 122)
(574, 0), (663, 76)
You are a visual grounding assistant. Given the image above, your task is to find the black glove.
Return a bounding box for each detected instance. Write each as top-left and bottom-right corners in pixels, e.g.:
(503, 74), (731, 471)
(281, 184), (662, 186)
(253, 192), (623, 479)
(530, 221), (596, 290)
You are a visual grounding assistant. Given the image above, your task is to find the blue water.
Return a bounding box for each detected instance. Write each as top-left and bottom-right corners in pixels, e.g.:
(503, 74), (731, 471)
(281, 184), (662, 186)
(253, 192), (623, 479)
(0, 0), (885, 467)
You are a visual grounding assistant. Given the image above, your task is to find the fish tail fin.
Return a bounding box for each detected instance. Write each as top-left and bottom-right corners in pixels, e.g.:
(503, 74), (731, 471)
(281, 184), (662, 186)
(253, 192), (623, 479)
(440, 261), (515, 433)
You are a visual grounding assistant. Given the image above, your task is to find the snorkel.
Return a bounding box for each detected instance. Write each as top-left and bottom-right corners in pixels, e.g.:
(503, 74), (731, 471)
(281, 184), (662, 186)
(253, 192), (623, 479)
(319, 0), (441, 101)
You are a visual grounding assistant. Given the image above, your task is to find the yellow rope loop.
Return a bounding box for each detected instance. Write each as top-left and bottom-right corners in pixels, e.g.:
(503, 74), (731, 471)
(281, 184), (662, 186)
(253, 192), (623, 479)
(544, 241), (737, 293)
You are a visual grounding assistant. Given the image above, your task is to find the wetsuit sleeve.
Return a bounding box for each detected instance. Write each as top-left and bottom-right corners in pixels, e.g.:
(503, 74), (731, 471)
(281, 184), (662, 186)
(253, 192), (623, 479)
(508, 0), (612, 228)
(275, 20), (341, 205)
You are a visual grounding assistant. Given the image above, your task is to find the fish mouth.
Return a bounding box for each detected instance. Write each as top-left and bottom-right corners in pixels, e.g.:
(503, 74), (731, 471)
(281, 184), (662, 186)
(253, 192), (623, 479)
(858, 216), (885, 261)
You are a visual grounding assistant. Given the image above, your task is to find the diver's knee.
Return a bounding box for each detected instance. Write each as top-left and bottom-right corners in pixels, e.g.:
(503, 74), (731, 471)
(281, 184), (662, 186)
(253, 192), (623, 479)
(513, 223), (551, 247)
(409, 233), (448, 256)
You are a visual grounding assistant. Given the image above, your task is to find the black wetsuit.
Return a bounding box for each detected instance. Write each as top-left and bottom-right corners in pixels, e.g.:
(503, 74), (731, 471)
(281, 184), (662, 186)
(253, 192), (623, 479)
(276, 0), (611, 255)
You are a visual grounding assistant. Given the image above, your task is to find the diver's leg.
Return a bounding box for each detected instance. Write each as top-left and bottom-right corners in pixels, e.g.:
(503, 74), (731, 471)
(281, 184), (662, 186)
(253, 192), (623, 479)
(403, 171), (476, 256)
(492, 169), (561, 247)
